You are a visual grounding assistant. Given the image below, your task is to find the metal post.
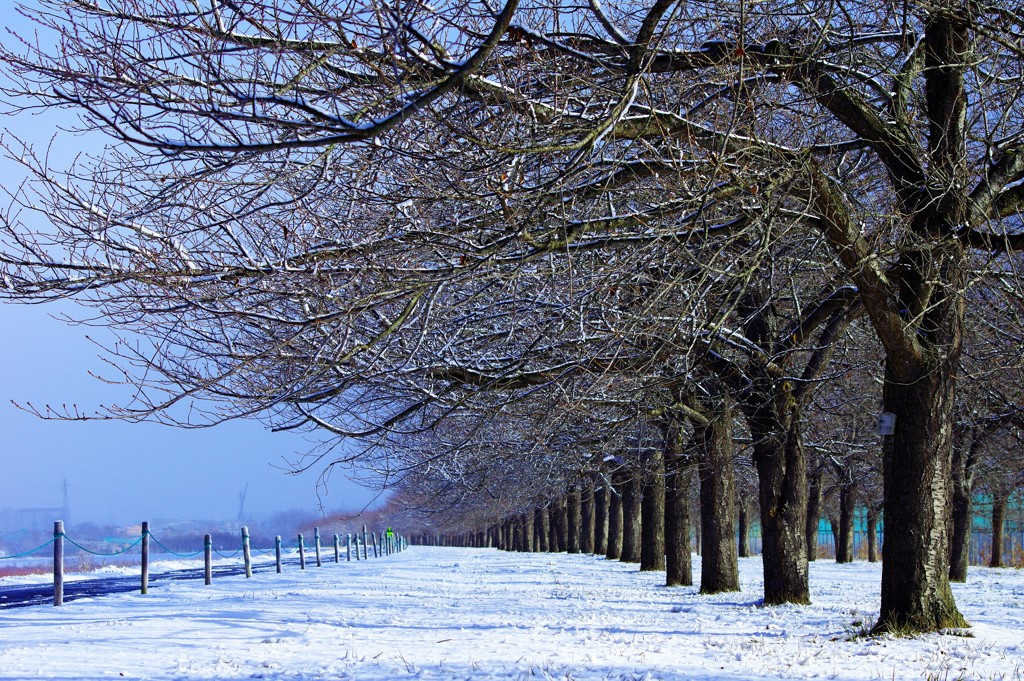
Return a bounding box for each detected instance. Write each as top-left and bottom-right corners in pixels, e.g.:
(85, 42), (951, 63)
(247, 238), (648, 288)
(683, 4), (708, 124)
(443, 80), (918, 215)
(346, 534), (351, 561)
(362, 525), (368, 560)
(333, 534), (340, 563)
(242, 526), (252, 578)
(141, 521), (150, 595)
(204, 534), (212, 585)
(298, 534), (306, 569)
(275, 535), (282, 573)
(53, 521), (64, 606)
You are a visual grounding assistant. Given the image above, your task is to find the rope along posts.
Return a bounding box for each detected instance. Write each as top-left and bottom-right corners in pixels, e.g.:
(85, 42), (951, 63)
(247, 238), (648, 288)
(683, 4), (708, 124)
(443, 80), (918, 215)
(0, 522), (407, 607)
(0, 537), (57, 561)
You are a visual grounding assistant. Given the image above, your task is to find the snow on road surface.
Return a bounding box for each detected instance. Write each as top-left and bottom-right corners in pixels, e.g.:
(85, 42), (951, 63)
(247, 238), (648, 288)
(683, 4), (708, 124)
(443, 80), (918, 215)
(1, 546), (1022, 680)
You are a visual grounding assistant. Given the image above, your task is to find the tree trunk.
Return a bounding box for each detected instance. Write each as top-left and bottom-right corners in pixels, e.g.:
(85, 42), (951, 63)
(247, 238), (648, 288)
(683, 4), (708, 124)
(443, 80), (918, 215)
(866, 7), (970, 633)
(606, 476), (624, 560)
(581, 484), (596, 554)
(991, 493), (1008, 568)
(806, 468), (823, 562)
(620, 473), (643, 563)
(694, 502), (702, 556)
(594, 485), (609, 556)
(640, 450), (666, 572)
(949, 436), (976, 582)
(737, 498), (751, 558)
(534, 507), (548, 553)
(876, 358), (967, 632)
(836, 481), (856, 563)
(665, 453), (693, 586)
(750, 414), (810, 605)
(549, 501), (564, 552)
(949, 479), (972, 579)
(566, 488), (581, 554)
(522, 513), (534, 553)
(697, 409), (740, 593)
(867, 508), (880, 563)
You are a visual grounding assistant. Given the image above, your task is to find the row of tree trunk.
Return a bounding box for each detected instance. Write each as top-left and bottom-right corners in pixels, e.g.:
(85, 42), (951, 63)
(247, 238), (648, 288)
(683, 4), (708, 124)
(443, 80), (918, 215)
(427, 461), (747, 595)
(418, 471), (1011, 590)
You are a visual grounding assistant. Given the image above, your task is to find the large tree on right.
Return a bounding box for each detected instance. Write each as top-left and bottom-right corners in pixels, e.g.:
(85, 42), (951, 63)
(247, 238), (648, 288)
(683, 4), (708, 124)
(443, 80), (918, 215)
(766, 2), (1024, 632)
(483, 0), (1024, 632)
(613, 0), (1024, 633)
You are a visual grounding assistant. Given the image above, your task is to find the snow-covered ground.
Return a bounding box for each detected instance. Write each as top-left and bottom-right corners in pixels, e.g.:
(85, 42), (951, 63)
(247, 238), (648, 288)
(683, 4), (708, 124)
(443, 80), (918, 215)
(1, 546), (1022, 680)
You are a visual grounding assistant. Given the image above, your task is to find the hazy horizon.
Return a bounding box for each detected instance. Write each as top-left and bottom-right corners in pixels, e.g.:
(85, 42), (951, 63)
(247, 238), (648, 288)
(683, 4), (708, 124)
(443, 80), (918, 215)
(1, 303), (383, 529)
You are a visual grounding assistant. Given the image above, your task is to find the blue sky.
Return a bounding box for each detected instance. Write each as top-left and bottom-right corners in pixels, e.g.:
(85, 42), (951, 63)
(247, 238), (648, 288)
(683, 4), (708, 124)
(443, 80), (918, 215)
(0, 6), (379, 528)
(0, 301), (380, 527)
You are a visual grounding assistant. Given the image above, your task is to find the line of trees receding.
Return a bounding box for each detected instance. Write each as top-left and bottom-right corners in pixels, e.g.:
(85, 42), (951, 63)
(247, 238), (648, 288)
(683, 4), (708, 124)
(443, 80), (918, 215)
(404, 488), (1024, 567)
(392, 418), (1024, 571)
(4, 0), (1024, 634)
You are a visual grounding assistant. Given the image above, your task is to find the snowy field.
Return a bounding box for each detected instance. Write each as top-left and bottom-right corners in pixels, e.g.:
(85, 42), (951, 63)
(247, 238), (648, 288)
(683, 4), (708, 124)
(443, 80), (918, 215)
(1, 547), (1022, 680)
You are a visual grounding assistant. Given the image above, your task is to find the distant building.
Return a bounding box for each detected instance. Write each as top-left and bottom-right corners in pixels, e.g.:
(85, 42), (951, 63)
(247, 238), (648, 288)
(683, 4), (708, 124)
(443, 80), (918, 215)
(0, 507), (64, 536)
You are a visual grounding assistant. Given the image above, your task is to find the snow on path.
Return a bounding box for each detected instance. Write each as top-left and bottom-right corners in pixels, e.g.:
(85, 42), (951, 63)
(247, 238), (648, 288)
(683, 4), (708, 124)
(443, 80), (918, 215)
(0, 546), (1022, 680)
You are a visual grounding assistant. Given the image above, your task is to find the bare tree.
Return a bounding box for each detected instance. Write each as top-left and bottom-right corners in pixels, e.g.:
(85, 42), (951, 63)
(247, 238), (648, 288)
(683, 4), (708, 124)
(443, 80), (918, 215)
(6, 0), (1024, 633)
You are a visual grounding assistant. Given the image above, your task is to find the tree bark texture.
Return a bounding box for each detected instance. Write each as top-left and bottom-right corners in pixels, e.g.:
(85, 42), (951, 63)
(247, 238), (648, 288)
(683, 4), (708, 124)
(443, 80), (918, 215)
(581, 485), (596, 554)
(866, 10), (969, 634)
(750, 408), (810, 605)
(697, 409), (740, 593)
(640, 450), (666, 572)
(566, 488), (581, 554)
(594, 485), (609, 556)
(806, 468), (823, 562)
(949, 435), (977, 582)
(694, 502), (702, 557)
(836, 481), (856, 563)
(522, 513), (535, 553)
(665, 452), (694, 586)
(605, 477), (624, 560)
(991, 493), (1008, 568)
(737, 498), (751, 559)
(620, 474), (643, 563)
(549, 501), (564, 552)
(877, 358), (967, 631)
(949, 479), (972, 579)
(534, 506), (549, 553)
(867, 509), (880, 563)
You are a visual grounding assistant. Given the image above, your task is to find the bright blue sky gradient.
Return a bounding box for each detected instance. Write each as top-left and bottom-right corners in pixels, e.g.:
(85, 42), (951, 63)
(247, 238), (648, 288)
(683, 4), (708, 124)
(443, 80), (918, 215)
(0, 299), (379, 527)
(0, 7), (378, 527)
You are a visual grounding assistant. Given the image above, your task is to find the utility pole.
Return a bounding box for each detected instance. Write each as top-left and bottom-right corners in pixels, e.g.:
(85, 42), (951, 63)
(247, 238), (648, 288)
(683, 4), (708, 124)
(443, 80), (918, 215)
(237, 483), (248, 528)
(61, 478), (70, 527)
